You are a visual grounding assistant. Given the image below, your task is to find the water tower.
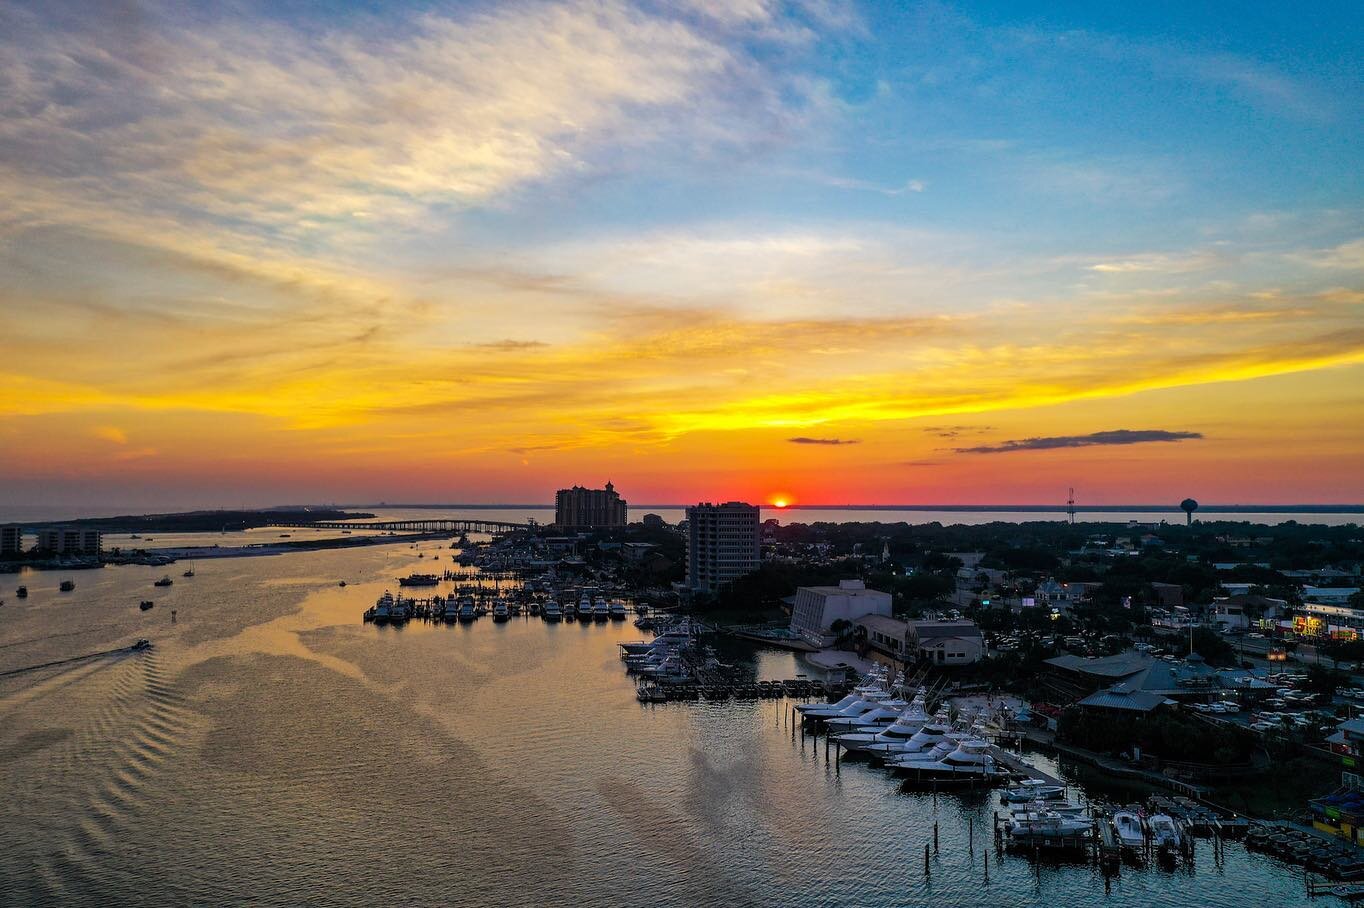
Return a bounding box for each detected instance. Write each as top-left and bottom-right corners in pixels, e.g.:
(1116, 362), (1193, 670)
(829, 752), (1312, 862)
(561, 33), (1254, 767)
(1180, 498), (1198, 525)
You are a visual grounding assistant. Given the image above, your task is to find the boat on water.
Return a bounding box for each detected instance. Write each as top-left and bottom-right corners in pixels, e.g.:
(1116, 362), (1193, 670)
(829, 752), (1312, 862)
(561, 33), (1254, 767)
(442, 597), (460, 622)
(133, 638), (152, 650)
(339, 580), (347, 587)
(838, 701), (931, 751)
(543, 600), (562, 622)
(1001, 779), (1067, 803)
(609, 602), (627, 620)
(458, 600), (477, 622)
(16, 586), (27, 598)
(493, 602), (510, 622)
(182, 567), (195, 577)
(60, 580), (75, 591)
(863, 715), (952, 758)
(154, 576), (173, 587)
(139, 600), (155, 610)
(372, 591), (395, 623)
(390, 598), (411, 623)
(891, 737), (1003, 784)
(634, 616), (654, 630)
(398, 573), (440, 587)
(563, 602), (577, 621)
(1149, 814), (1181, 851)
(1008, 809), (1093, 841)
(824, 698), (913, 731)
(1113, 811), (1145, 849)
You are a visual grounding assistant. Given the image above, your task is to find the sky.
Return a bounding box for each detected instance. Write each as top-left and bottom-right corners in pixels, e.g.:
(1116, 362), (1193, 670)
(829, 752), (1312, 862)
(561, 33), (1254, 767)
(1, 0), (1361, 512)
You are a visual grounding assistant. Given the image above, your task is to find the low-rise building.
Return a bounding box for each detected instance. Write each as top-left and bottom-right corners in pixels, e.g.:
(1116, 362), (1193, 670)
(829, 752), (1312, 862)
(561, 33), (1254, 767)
(907, 620), (984, 665)
(855, 614), (909, 658)
(789, 579), (891, 647)
(35, 526), (101, 555)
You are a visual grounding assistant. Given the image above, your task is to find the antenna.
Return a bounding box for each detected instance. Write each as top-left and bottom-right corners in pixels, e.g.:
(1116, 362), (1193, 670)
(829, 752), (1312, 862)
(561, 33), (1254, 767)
(1067, 488), (1076, 525)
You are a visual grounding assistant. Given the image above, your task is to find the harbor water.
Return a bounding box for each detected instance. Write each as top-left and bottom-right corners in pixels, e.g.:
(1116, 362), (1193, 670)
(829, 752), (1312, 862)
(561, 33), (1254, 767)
(0, 540), (1321, 906)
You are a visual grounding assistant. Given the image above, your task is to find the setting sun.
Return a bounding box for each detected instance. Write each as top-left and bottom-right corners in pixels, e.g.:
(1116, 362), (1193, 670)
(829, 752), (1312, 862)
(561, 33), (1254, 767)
(770, 497), (791, 509)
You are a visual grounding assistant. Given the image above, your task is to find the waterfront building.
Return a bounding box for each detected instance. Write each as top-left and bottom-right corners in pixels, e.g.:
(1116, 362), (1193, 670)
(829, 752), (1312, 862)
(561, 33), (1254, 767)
(0, 525), (21, 555)
(855, 614), (909, 658)
(907, 620), (984, 665)
(35, 526), (102, 555)
(685, 501), (760, 594)
(640, 513), (666, 529)
(789, 579), (891, 646)
(554, 482), (627, 529)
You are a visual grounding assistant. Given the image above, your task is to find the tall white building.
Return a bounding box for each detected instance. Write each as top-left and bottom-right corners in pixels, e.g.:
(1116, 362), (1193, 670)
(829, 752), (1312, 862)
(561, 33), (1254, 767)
(0, 526), (22, 555)
(685, 502), (760, 593)
(789, 579), (893, 647)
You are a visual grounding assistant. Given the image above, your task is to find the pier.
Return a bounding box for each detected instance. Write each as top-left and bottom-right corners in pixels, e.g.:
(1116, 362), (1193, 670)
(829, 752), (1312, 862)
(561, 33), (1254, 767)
(268, 518), (532, 534)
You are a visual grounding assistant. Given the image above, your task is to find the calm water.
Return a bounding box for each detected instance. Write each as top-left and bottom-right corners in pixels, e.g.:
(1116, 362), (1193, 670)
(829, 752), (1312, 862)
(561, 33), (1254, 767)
(0, 541), (1320, 906)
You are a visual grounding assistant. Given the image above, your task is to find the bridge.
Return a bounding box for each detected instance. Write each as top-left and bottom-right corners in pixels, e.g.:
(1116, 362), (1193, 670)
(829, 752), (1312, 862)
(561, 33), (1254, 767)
(268, 518), (535, 534)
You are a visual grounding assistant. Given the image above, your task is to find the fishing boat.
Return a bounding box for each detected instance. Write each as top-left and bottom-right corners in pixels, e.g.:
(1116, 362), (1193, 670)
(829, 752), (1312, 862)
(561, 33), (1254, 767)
(154, 576), (173, 587)
(609, 602), (628, 620)
(1149, 814), (1182, 851)
(1008, 809), (1093, 842)
(458, 600), (477, 622)
(493, 602), (510, 622)
(543, 600), (562, 622)
(1113, 811), (1146, 849)
(372, 591), (395, 623)
(16, 586), (27, 598)
(139, 600), (155, 611)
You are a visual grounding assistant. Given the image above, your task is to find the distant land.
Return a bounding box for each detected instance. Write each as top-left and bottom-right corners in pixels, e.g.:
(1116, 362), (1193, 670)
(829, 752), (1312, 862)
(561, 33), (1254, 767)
(12, 509), (374, 532)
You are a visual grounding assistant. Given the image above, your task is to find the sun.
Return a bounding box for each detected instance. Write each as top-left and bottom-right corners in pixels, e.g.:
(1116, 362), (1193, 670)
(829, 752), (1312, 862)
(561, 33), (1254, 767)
(770, 496), (791, 509)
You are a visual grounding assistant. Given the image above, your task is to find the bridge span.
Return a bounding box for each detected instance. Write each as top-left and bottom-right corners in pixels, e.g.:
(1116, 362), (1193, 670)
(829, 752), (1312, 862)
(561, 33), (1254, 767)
(268, 518), (535, 534)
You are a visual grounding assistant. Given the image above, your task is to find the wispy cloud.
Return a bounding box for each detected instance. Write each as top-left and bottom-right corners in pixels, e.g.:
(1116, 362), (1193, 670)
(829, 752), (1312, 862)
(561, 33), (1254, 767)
(956, 429), (1204, 455)
(788, 436), (860, 445)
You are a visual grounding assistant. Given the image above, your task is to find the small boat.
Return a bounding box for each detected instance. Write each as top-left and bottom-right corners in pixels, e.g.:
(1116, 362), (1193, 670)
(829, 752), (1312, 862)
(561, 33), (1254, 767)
(458, 600), (477, 622)
(17, 586), (28, 598)
(609, 602), (628, 620)
(1149, 814), (1182, 851)
(563, 603), (577, 622)
(133, 638), (152, 650)
(543, 600), (562, 622)
(1112, 811), (1145, 849)
(372, 591), (394, 623)
(279, 534), (290, 538)
(60, 580), (75, 592)
(182, 566), (195, 577)
(493, 602), (509, 622)
(154, 576), (173, 587)
(139, 600), (155, 611)
(339, 580), (347, 587)
(1001, 780), (1066, 803)
(593, 599), (610, 622)
(1008, 809), (1092, 842)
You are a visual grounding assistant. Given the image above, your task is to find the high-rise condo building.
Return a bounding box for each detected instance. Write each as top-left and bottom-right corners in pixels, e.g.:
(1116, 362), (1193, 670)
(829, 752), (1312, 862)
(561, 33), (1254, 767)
(554, 482), (627, 529)
(685, 501), (761, 593)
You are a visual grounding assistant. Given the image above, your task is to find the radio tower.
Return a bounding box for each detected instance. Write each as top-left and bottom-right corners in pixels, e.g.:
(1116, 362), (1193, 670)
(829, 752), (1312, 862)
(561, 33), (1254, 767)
(1067, 488), (1076, 525)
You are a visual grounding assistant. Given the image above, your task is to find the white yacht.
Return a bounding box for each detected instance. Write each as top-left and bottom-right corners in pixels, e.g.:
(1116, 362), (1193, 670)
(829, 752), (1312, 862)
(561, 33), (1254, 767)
(543, 600), (562, 622)
(493, 602), (510, 622)
(892, 737), (1001, 783)
(824, 698), (914, 731)
(563, 602), (577, 621)
(840, 698), (938, 747)
(592, 599), (610, 622)
(862, 715), (952, 758)
(609, 602), (628, 620)
(1112, 811), (1145, 849)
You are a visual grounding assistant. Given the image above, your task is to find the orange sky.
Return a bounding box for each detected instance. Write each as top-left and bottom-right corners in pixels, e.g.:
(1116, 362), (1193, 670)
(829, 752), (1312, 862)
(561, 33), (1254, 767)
(0, 1), (1361, 511)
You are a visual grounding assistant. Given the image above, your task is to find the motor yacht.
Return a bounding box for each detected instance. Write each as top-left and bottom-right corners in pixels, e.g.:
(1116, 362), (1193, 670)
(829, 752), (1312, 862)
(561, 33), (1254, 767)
(543, 600), (562, 621)
(458, 600), (477, 622)
(892, 737), (1002, 783)
(592, 599), (610, 622)
(609, 602), (628, 620)
(390, 598), (411, 622)
(563, 602), (577, 621)
(1112, 811), (1145, 849)
(824, 697), (914, 731)
(862, 716), (953, 758)
(1001, 779), (1067, 803)
(443, 597), (460, 621)
(373, 591), (394, 623)
(839, 704), (932, 752)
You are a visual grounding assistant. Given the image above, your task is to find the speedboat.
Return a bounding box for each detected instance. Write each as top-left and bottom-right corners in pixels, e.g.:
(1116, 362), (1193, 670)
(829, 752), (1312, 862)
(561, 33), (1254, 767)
(609, 602), (628, 620)
(543, 600), (562, 622)
(1113, 811), (1145, 849)
(493, 602), (510, 622)
(1149, 814), (1181, 850)
(139, 600), (155, 611)
(15, 586), (27, 598)
(1001, 779), (1066, 803)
